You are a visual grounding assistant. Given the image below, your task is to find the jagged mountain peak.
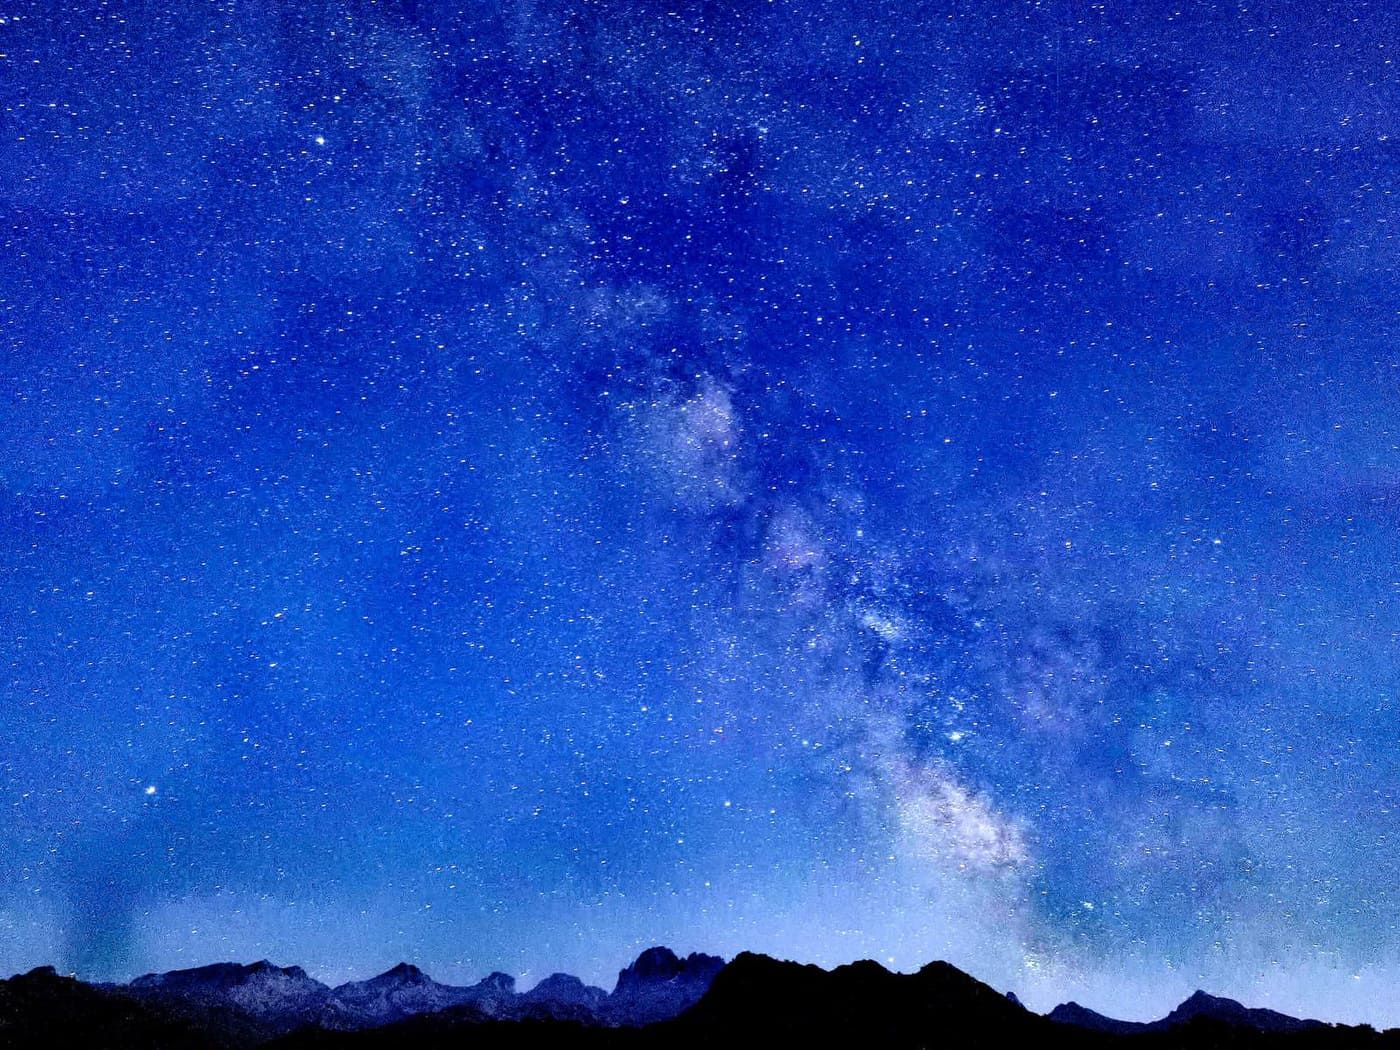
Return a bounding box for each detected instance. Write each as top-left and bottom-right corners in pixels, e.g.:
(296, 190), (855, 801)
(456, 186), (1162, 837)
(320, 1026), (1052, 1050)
(911, 957), (1019, 1005)
(629, 946), (682, 972)
(332, 961), (436, 996)
(1179, 988), (1236, 1010)
(474, 971), (517, 994)
(377, 962), (426, 982)
(606, 946), (727, 1026)
(1163, 987), (1325, 1032)
(618, 947), (685, 978)
(614, 946), (725, 990)
(834, 958), (893, 979)
(1050, 999), (1100, 1019)
(326, 962), (480, 1030)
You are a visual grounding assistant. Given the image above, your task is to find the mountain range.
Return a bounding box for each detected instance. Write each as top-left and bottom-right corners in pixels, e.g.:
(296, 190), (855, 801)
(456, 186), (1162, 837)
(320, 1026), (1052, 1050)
(84, 946), (722, 1042)
(0, 948), (1389, 1050)
(1048, 989), (1332, 1036)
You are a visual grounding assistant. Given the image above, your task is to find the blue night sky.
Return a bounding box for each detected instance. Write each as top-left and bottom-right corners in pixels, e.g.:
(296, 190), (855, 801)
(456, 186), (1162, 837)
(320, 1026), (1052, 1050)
(4, 0), (1400, 1028)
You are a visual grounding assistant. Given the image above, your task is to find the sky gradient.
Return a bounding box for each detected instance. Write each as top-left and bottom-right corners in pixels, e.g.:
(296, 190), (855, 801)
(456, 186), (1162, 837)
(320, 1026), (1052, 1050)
(5, 0), (1400, 1027)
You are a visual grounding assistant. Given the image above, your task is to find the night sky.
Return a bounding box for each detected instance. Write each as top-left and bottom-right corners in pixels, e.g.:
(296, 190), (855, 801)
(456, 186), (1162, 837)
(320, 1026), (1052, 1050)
(5, 0), (1400, 1028)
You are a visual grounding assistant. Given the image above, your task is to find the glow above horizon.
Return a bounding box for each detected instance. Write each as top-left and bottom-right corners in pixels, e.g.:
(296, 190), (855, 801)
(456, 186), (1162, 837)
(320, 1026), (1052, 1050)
(5, 0), (1400, 1029)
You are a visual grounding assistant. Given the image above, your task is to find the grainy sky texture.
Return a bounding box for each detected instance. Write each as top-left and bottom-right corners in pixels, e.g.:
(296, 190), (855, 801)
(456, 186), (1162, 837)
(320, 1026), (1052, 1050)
(5, 0), (1400, 1027)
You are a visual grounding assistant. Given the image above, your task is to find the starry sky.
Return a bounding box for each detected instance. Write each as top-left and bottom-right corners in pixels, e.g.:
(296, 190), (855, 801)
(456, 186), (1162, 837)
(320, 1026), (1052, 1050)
(5, 0), (1400, 1027)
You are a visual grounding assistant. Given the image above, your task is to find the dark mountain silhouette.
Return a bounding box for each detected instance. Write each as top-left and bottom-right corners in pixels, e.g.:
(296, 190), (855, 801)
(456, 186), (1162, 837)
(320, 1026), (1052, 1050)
(1157, 989), (1328, 1033)
(1048, 989), (1332, 1038)
(6, 948), (1395, 1050)
(662, 951), (1047, 1047)
(605, 946), (724, 1026)
(0, 965), (215, 1050)
(1050, 999), (1149, 1034)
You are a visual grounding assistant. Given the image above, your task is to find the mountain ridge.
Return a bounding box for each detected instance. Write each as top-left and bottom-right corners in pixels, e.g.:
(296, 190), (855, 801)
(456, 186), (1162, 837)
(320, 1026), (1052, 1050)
(4, 949), (1384, 1049)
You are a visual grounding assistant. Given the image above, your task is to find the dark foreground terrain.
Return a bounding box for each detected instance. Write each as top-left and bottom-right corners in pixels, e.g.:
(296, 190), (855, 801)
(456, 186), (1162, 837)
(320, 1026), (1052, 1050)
(2, 949), (1393, 1050)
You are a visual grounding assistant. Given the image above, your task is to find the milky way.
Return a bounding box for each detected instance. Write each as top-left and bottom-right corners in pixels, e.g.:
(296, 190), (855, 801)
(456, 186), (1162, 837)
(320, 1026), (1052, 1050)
(5, 0), (1400, 1027)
